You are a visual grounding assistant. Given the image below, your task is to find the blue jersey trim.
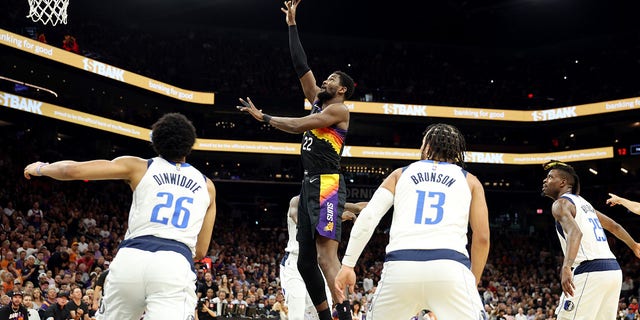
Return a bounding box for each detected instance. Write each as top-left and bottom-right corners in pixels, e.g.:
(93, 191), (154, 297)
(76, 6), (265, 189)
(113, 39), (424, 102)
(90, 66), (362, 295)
(385, 249), (470, 269)
(560, 194), (576, 205)
(574, 258), (620, 275)
(555, 222), (566, 240)
(119, 235), (195, 273)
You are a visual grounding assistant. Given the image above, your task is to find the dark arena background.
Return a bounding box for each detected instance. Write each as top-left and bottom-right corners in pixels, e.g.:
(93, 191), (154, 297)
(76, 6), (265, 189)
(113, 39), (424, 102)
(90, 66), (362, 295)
(1, 0), (640, 319)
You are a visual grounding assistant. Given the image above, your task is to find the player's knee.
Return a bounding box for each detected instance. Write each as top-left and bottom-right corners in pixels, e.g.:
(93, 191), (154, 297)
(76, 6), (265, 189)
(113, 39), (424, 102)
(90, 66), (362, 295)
(316, 250), (338, 271)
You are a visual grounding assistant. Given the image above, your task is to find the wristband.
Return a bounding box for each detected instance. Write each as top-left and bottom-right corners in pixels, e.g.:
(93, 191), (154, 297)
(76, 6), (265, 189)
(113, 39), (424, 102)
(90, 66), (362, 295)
(36, 163), (48, 176)
(262, 114), (272, 124)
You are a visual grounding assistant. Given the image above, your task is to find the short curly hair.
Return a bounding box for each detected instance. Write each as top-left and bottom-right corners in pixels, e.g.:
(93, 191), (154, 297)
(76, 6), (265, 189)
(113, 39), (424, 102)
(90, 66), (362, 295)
(150, 113), (196, 161)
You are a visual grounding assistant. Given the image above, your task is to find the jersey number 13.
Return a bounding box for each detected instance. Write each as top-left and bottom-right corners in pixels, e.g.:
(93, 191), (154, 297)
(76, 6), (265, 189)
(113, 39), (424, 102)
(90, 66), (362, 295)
(414, 190), (445, 225)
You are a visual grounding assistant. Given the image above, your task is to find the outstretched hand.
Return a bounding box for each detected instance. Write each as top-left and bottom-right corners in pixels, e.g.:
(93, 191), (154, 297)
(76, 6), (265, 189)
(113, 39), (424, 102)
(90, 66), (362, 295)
(334, 266), (356, 303)
(605, 193), (621, 207)
(280, 0), (301, 26)
(24, 161), (48, 179)
(236, 97), (266, 122)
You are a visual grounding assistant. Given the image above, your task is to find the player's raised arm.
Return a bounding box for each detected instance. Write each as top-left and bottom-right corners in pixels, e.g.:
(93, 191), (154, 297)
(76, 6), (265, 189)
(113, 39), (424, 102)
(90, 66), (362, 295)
(335, 169), (398, 302)
(24, 156), (146, 185)
(281, 0), (320, 103)
(237, 97), (348, 134)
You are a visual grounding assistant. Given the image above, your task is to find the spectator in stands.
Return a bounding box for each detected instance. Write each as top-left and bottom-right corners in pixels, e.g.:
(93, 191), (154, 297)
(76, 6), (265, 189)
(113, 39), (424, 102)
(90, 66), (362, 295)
(31, 288), (44, 310)
(3, 202), (16, 217)
(218, 274), (231, 295)
(0, 294), (9, 308)
(67, 287), (90, 320)
(0, 291), (29, 319)
(37, 32), (47, 44)
(23, 253), (38, 273)
(27, 201), (44, 222)
(0, 251), (14, 269)
(22, 293), (41, 320)
(211, 290), (227, 317)
(197, 271), (218, 299)
(47, 250), (70, 276)
(621, 275), (635, 300)
(62, 35), (80, 54)
(44, 291), (72, 320)
(76, 251), (95, 272)
(627, 298), (639, 320)
(351, 300), (364, 320)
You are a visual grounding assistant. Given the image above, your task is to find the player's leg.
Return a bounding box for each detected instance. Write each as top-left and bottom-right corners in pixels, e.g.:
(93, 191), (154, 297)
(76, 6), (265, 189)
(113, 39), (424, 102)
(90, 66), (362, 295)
(365, 261), (421, 320)
(555, 269), (620, 320)
(283, 253), (314, 320)
(423, 260), (487, 320)
(101, 248), (147, 320)
(369, 260), (485, 320)
(315, 237), (347, 313)
(297, 183), (331, 319)
(593, 270), (622, 320)
(313, 174), (350, 320)
(143, 250), (197, 320)
(322, 267), (333, 314)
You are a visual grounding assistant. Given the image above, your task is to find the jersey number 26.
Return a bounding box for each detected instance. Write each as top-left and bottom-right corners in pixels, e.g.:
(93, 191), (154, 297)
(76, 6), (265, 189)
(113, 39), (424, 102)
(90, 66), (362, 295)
(150, 192), (193, 229)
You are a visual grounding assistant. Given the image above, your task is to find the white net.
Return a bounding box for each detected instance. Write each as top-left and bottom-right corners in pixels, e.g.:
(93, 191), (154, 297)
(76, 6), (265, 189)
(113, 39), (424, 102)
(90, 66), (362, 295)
(27, 0), (69, 26)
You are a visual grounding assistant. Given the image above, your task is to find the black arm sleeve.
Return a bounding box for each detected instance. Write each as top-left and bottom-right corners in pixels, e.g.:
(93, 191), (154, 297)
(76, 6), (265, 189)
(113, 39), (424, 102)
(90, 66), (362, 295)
(289, 25), (310, 78)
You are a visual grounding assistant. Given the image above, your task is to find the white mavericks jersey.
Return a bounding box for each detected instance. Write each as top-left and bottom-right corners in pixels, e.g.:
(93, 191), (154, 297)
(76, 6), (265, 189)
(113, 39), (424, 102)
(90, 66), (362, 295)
(387, 160), (471, 255)
(284, 215), (299, 254)
(556, 193), (615, 268)
(126, 157), (210, 257)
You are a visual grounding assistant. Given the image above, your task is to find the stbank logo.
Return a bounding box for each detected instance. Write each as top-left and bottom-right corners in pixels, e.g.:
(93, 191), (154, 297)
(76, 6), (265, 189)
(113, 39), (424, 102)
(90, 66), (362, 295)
(382, 104), (427, 116)
(531, 107), (577, 121)
(0, 93), (43, 114)
(466, 152), (504, 164)
(82, 58), (125, 81)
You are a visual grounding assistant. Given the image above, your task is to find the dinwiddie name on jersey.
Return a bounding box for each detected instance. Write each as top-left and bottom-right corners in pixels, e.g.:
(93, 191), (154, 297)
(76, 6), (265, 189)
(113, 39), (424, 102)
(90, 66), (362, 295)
(152, 172), (203, 193)
(410, 172), (456, 187)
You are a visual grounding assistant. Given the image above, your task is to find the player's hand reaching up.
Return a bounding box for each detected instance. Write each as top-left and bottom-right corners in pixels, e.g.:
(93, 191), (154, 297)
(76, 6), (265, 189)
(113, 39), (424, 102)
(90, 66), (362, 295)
(334, 265), (356, 303)
(281, 0), (301, 26)
(237, 97), (266, 122)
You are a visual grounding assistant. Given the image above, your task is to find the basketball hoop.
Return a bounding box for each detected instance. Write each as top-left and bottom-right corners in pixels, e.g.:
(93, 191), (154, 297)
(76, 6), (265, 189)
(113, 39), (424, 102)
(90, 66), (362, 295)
(27, 0), (69, 26)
